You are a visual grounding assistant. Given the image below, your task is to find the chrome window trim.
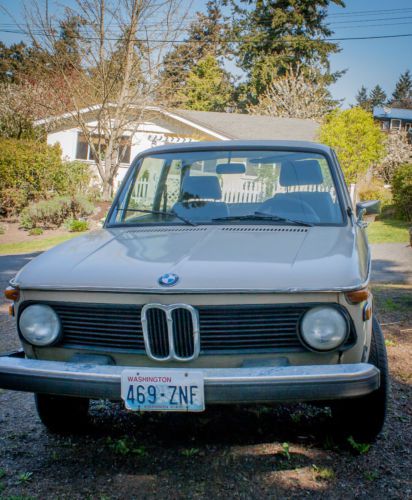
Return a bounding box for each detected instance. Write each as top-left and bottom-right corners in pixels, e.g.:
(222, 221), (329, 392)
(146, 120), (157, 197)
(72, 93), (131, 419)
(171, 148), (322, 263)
(141, 303), (200, 362)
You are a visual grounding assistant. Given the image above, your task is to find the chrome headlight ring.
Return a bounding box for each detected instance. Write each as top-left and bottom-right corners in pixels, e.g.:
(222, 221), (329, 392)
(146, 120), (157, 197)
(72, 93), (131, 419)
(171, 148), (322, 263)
(19, 304), (62, 347)
(299, 305), (350, 352)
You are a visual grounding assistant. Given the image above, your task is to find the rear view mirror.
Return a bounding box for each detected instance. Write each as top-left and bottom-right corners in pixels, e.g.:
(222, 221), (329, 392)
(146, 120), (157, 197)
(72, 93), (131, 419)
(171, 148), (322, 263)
(216, 162), (246, 174)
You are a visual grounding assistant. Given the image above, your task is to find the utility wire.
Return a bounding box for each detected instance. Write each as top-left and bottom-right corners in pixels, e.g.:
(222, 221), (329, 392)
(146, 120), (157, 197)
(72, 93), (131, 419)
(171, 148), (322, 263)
(1, 27), (412, 43)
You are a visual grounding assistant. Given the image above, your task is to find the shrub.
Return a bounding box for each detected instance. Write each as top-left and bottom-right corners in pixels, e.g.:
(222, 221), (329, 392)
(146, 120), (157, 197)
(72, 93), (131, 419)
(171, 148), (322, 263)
(392, 163), (412, 221)
(65, 219), (89, 232)
(70, 195), (95, 217)
(357, 179), (392, 208)
(0, 188), (28, 218)
(0, 224), (5, 235)
(20, 195), (94, 229)
(319, 108), (385, 183)
(29, 227), (44, 236)
(0, 138), (94, 217)
(54, 161), (96, 198)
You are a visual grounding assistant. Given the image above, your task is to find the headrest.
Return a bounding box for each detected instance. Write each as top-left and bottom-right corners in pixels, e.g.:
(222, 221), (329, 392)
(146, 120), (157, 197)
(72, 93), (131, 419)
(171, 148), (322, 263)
(181, 175), (222, 200)
(279, 160), (324, 186)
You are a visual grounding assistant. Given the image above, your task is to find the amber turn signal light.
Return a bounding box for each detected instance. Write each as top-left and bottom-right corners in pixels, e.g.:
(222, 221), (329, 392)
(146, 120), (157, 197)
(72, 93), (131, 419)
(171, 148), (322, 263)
(4, 286), (20, 301)
(363, 303), (372, 321)
(345, 288), (370, 304)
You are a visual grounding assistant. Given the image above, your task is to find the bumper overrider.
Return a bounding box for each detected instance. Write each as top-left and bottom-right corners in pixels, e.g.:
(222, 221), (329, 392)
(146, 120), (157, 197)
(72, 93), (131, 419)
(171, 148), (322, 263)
(0, 352), (380, 403)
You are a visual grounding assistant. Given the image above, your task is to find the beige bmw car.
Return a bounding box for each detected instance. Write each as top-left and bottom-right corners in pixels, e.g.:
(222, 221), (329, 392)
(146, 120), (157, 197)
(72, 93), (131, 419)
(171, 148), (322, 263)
(1, 141), (387, 442)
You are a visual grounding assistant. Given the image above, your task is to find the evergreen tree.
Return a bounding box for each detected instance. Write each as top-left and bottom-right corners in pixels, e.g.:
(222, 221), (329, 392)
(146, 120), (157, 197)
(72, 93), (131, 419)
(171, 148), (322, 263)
(158, 0), (231, 106)
(232, 0), (345, 100)
(355, 86), (371, 111)
(369, 85), (387, 108)
(391, 70), (412, 108)
(176, 55), (234, 111)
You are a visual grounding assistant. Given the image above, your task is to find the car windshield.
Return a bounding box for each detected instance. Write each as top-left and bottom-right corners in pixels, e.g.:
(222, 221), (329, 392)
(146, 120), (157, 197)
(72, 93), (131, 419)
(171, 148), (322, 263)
(109, 149), (344, 226)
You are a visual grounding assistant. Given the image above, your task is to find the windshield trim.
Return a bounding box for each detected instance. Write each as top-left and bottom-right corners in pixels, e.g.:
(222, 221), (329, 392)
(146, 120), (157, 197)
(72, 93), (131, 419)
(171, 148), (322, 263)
(105, 147), (348, 229)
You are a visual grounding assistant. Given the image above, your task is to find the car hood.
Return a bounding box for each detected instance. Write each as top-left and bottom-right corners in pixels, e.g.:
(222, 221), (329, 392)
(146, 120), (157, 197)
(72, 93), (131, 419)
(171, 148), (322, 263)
(13, 225), (369, 293)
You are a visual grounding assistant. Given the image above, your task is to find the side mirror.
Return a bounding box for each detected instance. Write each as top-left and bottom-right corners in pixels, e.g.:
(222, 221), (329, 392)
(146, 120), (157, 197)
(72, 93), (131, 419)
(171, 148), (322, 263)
(356, 200), (381, 223)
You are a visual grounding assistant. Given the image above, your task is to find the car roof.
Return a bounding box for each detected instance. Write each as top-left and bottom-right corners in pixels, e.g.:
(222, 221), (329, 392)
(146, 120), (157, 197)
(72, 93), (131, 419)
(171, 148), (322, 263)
(142, 140), (333, 156)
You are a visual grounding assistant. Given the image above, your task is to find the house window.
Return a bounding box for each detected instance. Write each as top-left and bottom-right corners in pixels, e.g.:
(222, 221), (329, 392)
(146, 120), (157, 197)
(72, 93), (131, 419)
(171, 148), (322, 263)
(118, 137), (131, 164)
(380, 121), (390, 131)
(76, 133), (131, 164)
(390, 119), (401, 131)
(405, 123), (412, 132)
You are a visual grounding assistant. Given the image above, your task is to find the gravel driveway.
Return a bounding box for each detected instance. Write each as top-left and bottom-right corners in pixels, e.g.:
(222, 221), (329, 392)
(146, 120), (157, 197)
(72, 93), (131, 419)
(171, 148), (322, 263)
(0, 250), (411, 499)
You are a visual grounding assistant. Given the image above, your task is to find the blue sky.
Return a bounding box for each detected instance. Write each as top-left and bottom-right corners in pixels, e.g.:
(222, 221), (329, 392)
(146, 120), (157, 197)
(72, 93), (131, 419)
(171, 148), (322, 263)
(0, 0), (411, 107)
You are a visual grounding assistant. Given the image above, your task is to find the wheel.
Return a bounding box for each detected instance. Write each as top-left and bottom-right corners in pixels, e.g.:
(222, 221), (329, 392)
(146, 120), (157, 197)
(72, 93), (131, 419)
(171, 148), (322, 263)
(330, 315), (389, 443)
(35, 393), (90, 433)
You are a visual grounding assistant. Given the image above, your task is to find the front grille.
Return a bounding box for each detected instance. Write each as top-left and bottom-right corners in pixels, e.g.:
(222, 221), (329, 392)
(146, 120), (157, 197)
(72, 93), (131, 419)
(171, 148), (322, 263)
(145, 307), (169, 358)
(172, 308), (195, 357)
(199, 305), (306, 352)
(53, 303), (144, 351)
(49, 302), (309, 354)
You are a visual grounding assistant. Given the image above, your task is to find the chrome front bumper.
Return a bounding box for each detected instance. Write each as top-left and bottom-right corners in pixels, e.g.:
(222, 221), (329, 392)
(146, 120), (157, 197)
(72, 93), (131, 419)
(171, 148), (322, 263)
(0, 353), (380, 403)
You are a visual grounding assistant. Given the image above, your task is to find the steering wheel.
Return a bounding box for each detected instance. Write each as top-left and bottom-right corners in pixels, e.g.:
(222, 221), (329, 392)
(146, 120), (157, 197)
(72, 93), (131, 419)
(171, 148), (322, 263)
(260, 196), (321, 223)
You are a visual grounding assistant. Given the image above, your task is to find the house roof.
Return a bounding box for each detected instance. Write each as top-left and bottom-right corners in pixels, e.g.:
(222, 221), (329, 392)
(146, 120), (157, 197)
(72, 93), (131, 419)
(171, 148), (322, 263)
(170, 109), (319, 141)
(36, 104), (319, 142)
(373, 106), (412, 121)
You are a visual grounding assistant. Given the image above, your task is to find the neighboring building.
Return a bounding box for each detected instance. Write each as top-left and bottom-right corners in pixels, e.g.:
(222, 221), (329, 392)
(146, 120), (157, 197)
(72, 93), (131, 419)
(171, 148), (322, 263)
(38, 106), (319, 188)
(373, 106), (412, 139)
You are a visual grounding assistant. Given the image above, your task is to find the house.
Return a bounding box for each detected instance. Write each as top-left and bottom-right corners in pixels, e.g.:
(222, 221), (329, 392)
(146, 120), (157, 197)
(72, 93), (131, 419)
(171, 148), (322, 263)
(38, 106), (319, 188)
(373, 106), (412, 138)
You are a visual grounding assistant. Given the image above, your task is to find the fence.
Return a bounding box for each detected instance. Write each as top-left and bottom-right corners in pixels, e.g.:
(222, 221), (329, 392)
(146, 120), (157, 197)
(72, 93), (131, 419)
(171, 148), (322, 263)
(129, 177), (357, 206)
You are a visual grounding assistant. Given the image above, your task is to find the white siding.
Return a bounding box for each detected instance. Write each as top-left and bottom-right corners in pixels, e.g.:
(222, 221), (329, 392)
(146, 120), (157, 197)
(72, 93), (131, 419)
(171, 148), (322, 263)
(46, 114), (212, 189)
(47, 129), (78, 161)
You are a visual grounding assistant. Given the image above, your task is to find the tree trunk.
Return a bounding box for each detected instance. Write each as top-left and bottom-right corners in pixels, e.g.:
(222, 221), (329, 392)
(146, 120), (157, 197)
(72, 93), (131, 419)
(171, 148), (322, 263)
(101, 179), (113, 201)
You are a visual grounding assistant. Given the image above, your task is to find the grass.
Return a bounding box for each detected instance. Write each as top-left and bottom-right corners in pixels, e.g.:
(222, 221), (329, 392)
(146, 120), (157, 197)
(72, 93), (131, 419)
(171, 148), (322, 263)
(0, 234), (78, 255)
(366, 218), (410, 244)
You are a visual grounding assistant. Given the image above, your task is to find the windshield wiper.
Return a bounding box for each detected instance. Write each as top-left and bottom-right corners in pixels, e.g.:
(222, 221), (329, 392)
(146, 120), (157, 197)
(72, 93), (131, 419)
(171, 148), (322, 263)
(116, 208), (197, 226)
(212, 212), (313, 227)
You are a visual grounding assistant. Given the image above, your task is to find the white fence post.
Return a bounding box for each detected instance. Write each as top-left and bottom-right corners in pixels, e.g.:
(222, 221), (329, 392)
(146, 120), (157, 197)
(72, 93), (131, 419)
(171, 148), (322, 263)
(349, 183), (357, 205)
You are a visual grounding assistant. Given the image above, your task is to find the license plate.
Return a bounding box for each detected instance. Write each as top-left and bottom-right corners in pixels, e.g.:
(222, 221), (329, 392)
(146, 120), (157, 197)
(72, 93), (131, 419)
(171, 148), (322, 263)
(121, 369), (205, 412)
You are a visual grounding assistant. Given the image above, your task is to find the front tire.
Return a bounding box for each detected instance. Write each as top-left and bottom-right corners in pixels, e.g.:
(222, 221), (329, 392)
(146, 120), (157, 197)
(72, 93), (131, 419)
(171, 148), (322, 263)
(35, 394), (90, 433)
(331, 315), (389, 443)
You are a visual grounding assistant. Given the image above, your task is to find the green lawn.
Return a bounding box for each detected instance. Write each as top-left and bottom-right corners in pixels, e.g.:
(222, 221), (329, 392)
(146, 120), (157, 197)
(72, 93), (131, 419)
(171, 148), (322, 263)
(0, 234), (78, 255)
(366, 218), (410, 244)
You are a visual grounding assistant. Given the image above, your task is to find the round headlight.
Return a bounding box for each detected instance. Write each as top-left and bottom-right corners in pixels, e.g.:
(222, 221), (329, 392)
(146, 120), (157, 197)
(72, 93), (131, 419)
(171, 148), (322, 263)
(300, 306), (348, 352)
(19, 304), (61, 346)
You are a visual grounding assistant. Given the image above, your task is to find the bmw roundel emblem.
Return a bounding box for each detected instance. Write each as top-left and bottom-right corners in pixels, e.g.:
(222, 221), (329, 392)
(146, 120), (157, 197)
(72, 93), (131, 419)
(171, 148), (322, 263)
(158, 273), (179, 287)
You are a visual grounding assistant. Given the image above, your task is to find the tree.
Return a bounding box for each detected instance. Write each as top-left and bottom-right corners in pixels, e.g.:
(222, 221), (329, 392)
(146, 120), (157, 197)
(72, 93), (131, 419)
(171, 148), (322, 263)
(369, 85), (387, 108)
(391, 70), (412, 108)
(319, 107), (385, 183)
(248, 64), (337, 120)
(377, 130), (412, 183)
(158, 0), (231, 107)
(355, 86), (371, 111)
(176, 55), (234, 111)
(392, 163), (412, 221)
(232, 0), (345, 100)
(23, 0), (189, 199)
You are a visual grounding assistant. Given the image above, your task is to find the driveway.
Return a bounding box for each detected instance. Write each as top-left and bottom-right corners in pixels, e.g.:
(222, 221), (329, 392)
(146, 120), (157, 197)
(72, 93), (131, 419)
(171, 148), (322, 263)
(370, 243), (412, 284)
